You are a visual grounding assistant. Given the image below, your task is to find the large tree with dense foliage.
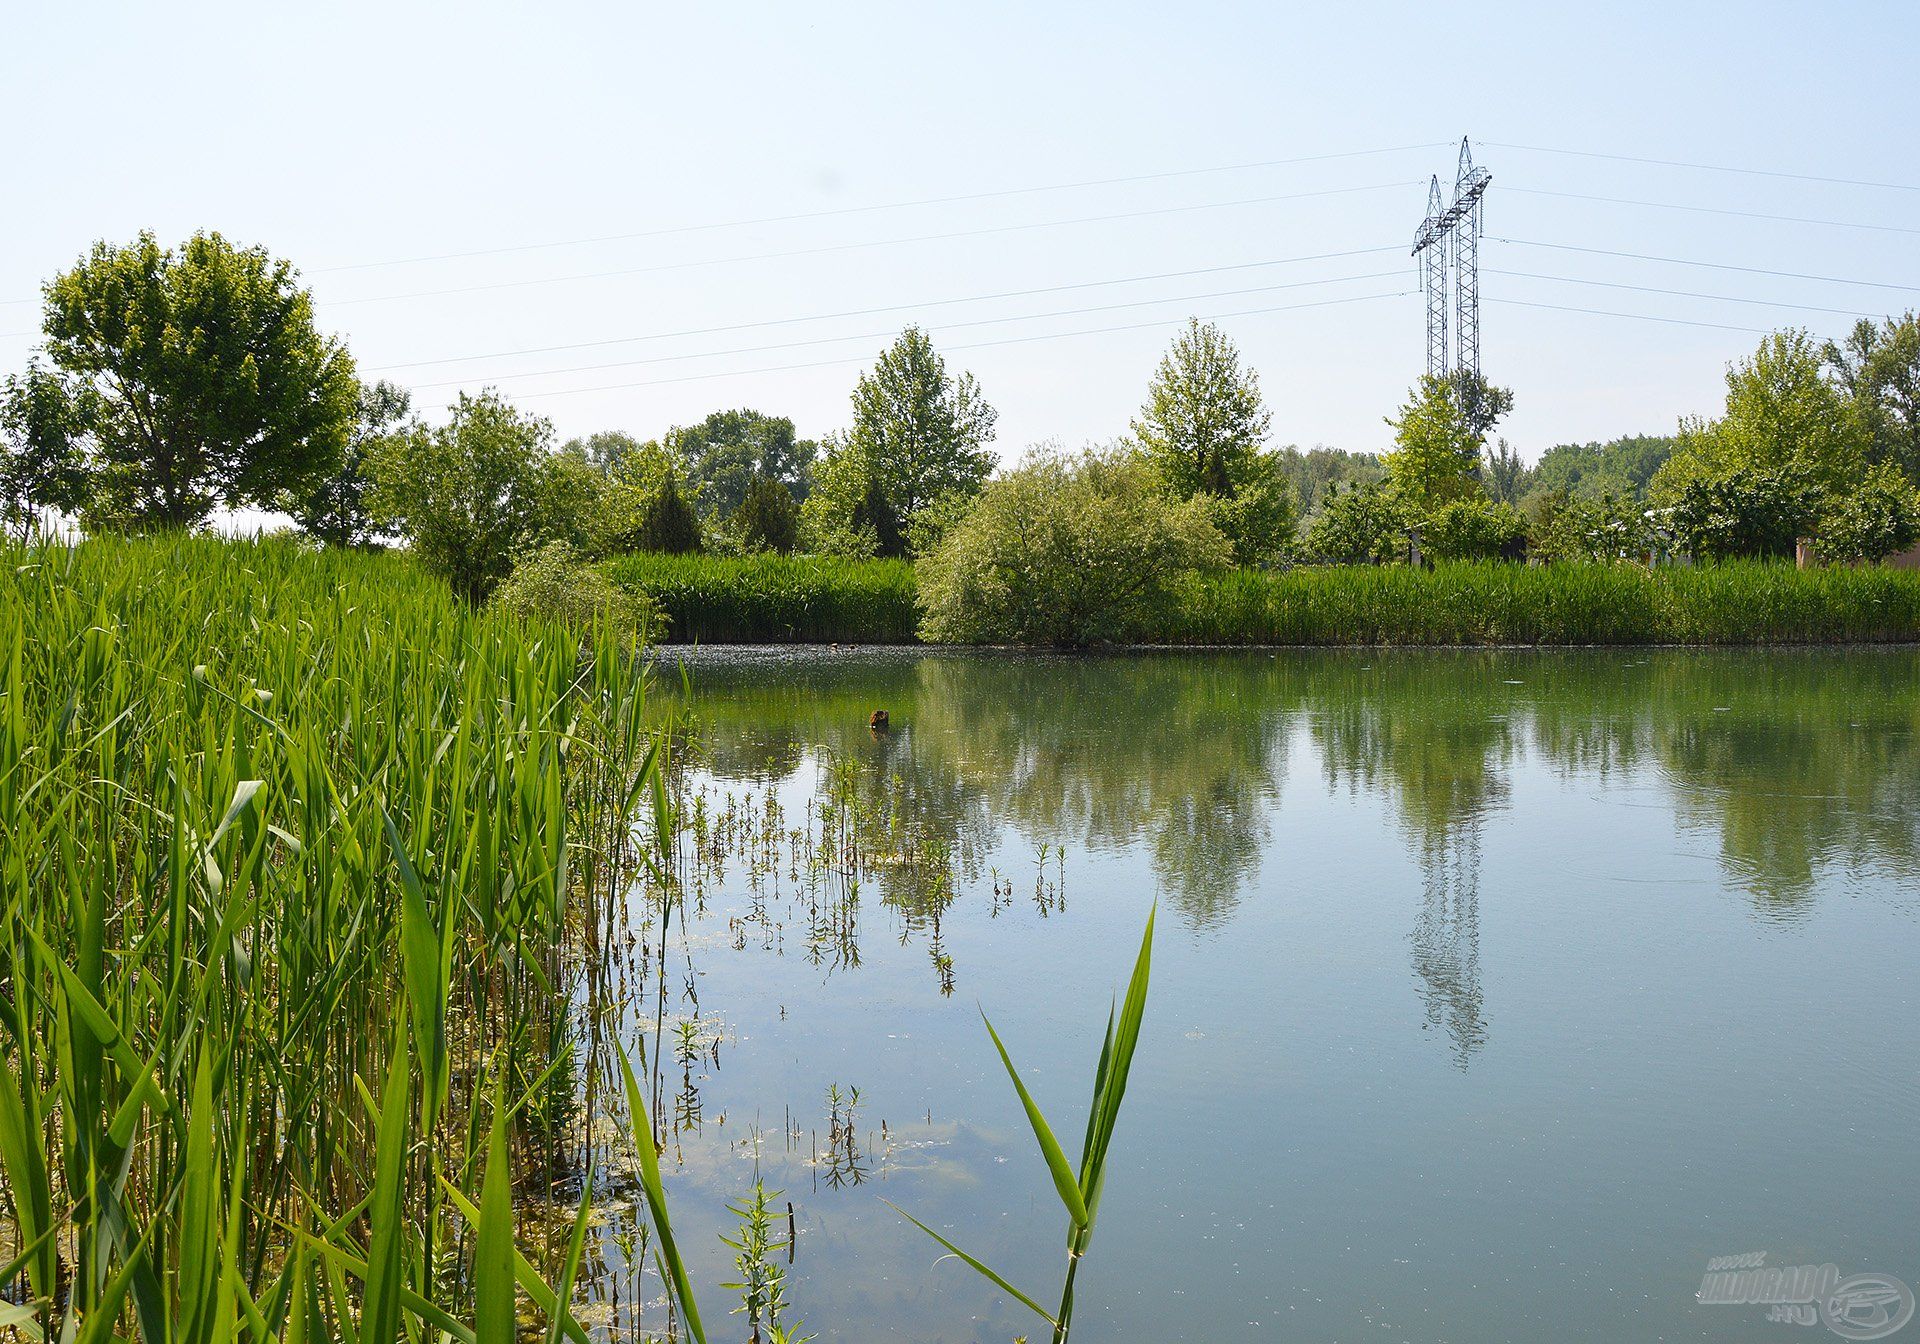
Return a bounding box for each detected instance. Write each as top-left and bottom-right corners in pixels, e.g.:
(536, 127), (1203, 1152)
(841, 326), (996, 545)
(1525, 434), (1673, 504)
(291, 379), (412, 547)
(1656, 329), (1867, 500)
(667, 409), (815, 517)
(1131, 318), (1294, 564)
(30, 231), (357, 529)
(917, 446), (1230, 646)
(366, 389), (568, 601)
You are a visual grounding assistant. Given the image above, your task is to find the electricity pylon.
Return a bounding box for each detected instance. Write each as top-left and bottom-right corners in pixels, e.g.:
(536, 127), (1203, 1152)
(1412, 138), (1492, 381)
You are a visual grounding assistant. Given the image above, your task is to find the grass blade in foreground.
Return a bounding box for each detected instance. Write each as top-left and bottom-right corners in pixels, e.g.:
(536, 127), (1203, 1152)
(892, 903), (1155, 1344)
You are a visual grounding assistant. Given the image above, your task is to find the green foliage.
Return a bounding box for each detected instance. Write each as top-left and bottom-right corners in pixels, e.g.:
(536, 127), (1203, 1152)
(1825, 313), (1920, 484)
(1302, 481), (1409, 564)
(1272, 444), (1383, 513)
(291, 379), (412, 547)
(1526, 491), (1652, 563)
(1444, 370), (1515, 443)
(0, 359), (94, 537)
(668, 409), (816, 517)
(1655, 329), (1868, 501)
(559, 428), (647, 475)
(635, 469), (704, 554)
(730, 474), (802, 553)
(1813, 460), (1920, 563)
(491, 540), (667, 634)
(1384, 375), (1483, 508)
(1527, 434), (1674, 503)
(35, 230), (358, 530)
(916, 448), (1231, 646)
(1131, 318), (1293, 564)
(606, 551), (919, 642)
(1481, 438), (1527, 504)
(1663, 460), (1821, 560)
(1418, 495), (1527, 562)
(366, 388), (564, 601)
(841, 327), (997, 540)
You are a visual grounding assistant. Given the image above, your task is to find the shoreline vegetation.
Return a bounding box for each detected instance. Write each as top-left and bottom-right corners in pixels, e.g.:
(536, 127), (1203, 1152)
(607, 547), (1920, 647)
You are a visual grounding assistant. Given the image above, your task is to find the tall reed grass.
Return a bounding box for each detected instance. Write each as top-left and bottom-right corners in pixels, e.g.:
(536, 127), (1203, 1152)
(605, 552), (1920, 646)
(605, 552), (919, 644)
(0, 533), (666, 1340)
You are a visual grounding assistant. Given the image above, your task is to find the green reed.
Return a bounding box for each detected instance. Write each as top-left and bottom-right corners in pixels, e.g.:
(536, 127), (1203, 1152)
(0, 532), (665, 1341)
(605, 552), (920, 644)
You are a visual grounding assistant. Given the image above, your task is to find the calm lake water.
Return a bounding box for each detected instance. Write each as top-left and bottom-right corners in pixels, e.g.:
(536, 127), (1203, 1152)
(600, 648), (1920, 1343)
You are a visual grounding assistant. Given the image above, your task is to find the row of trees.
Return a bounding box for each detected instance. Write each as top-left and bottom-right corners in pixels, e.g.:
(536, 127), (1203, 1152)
(7, 229), (1920, 608)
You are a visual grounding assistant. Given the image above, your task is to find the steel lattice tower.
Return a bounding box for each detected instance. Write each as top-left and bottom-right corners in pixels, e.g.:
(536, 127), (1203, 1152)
(1452, 139), (1490, 378)
(1416, 176), (1449, 379)
(1411, 138), (1492, 381)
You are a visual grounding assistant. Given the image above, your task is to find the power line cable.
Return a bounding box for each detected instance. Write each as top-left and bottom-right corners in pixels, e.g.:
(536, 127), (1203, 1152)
(1485, 142), (1920, 194)
(321, 182), (1419, 308)
(1504, 186), (1920, 238)
(370, 244), (1405, 371)
(1485, 268), (1904, 319)
(320, 142), (1450, 273)
(1492, 238), (1920, 296)
(404, 269), (1408, 390)
(1485, 296), (1769, 334)
(487, 289), (1410, 402)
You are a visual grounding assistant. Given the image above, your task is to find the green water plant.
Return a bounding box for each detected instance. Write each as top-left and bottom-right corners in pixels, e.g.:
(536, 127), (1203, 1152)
(887, 905), (1156, 1344)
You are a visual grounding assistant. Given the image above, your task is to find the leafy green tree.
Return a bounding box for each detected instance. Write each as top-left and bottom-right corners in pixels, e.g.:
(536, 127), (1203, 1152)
(1445, 370), (1515, 444)
(1272, 445), (1383, 513)
(0, 360), (94, 537)
(1825, 314), (1920, 484)
(1301, 481), (1409, 564)
(1813, 460), (1920, 562)
(35, 230), (357, 529)
(292, 379), (412, 547)
(1655, 329), (1867, 502)
(1663, 460), (1821, 560)
(1526, 491), (1651, 563)
(917, 447), (1230, 646)
(1131, 318), (1294, 564)
(1526, 434), (1673, 503)
(1419, 496), (1528, 561)
(668, 410), (816, 517)
(560, 429), (647, 475)
(845, 326), (997, 537)
(1481, 437), (1529, 504)
(366, 389), (560, 601)
(1383, 375), (1482, 508)
(729, 475), (800, 554)
(635, 470), (703, 554)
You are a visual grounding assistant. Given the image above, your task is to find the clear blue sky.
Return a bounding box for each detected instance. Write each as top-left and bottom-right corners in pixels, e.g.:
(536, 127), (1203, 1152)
(5, 0), (1919, 463)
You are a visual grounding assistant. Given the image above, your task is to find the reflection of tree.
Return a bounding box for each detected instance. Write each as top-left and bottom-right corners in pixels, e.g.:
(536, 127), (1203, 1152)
(670, 647), (1920, 937)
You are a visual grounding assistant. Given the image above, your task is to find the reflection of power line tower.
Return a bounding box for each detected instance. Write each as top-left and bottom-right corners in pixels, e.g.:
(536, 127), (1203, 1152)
(1411, 137), (1492, 380)
(1409, 822), (1486, 1069)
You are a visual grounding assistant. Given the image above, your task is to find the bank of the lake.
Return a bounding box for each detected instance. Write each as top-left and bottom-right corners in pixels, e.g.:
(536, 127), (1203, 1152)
(609, 550), (1920, 646)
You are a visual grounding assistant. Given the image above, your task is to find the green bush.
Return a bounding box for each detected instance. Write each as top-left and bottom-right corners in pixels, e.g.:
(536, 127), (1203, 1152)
(1418, 496), (1527, 561)
(1302, 481), (1408, 564)
(492, 541), (667, 636)
(916, 448), (1230, 646)
(1813, 461), (1920, 563)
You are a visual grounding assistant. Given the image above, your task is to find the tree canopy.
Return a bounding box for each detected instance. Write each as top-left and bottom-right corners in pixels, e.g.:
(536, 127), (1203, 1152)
(667, 409), (815, 517)
(843, 327), (997, 536)
(32, 231), (358, 529)
(1131, 319), (1293, 564)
